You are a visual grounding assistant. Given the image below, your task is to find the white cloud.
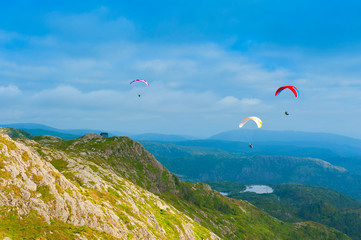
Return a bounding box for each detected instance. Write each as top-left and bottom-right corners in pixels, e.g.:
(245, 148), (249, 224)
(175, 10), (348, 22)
(0, 85), (21, 96)
(240, 98), (262, 105)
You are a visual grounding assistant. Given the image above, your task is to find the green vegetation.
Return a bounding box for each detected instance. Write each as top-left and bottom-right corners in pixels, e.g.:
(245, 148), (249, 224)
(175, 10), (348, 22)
(209, 182), (361, 240)
(37, 185), (56, 203)
(204, 181), (246, 194)
(0, 154), (10, 179)
(21, 151), (30, 161)
(0, 135), (18, 151)
(161, 190), (349, 240)
(51, 159), (69, 172)
(0, 127), (34, 139)
(0, 208), (114, 239)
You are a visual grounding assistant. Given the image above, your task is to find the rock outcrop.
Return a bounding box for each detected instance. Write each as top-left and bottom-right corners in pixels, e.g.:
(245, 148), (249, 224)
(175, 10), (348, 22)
(0, 134), (219, 239)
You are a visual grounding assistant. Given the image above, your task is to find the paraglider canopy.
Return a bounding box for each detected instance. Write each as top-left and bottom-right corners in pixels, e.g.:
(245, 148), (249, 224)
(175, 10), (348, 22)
(275, 86), (299, 98)
(239, 116), (262, 148)
(130, 79), (149, 86)
(239, 117), (263, 128)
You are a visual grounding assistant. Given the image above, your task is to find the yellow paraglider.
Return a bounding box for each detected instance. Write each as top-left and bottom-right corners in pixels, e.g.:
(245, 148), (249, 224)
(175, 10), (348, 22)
(239, 117), (262, 148)
(239, 117), (263, 128)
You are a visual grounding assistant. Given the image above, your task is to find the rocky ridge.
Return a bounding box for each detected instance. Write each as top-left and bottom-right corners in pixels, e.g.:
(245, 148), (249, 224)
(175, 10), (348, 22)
(0, 133), (219, 239)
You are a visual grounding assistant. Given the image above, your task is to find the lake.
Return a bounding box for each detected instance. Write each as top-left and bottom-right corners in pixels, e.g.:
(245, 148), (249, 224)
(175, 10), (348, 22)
(241, 185), (274, 194)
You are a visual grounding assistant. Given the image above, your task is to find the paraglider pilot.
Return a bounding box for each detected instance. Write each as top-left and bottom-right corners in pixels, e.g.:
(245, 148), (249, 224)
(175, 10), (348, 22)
(285, 111), (289, 116)
(249, 144), (253, 148)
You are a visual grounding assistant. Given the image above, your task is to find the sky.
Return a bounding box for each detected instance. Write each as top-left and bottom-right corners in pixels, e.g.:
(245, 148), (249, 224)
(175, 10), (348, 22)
(0, 0), (360, 138)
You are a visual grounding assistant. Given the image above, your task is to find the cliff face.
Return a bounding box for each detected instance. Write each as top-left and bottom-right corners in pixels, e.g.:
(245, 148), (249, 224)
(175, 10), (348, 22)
(0, 134), (219, 239)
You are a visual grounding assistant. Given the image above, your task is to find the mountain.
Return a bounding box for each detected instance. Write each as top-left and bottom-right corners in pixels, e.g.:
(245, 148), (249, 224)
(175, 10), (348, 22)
(140, 141), (361, 201)
(0, 129), (349, 239)
(208, 182), (361, 240)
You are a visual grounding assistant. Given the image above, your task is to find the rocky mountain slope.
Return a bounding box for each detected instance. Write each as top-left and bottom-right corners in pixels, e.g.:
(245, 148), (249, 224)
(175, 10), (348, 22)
(0, 130), (351, 239)
(0, 133), (217, 239)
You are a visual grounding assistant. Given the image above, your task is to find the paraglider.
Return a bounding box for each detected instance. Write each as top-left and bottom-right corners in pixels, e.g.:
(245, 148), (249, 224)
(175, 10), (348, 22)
(130, 79), (149, 98)
(239, 117), (263, 129)
(129, 79), (149, 86)
(275, 86), (299, 98)
(239, 117), (262, 149)
(275, 86), (298, 115)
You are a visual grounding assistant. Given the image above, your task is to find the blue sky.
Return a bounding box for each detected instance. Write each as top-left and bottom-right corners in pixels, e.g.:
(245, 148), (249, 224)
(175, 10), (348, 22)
(0, 0), (360, 138)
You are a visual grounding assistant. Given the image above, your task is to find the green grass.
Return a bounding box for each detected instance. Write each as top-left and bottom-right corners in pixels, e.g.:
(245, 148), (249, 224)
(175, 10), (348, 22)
(0, 208), (114, 239)
(37, 185), (56, 203)
(50, 159), (69, 172)
(0, 135), (18, 151)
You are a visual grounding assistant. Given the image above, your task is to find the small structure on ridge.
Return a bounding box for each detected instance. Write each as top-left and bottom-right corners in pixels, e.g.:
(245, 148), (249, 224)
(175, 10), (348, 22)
(100, 132), (109, 138)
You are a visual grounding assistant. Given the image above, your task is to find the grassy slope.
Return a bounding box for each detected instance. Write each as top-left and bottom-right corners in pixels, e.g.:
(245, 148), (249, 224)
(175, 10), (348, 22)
(209, 182), (361, 240)
(0, 127), (34, 139)
(31, 134), (350, 239)
(0, 208), (115, 240)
